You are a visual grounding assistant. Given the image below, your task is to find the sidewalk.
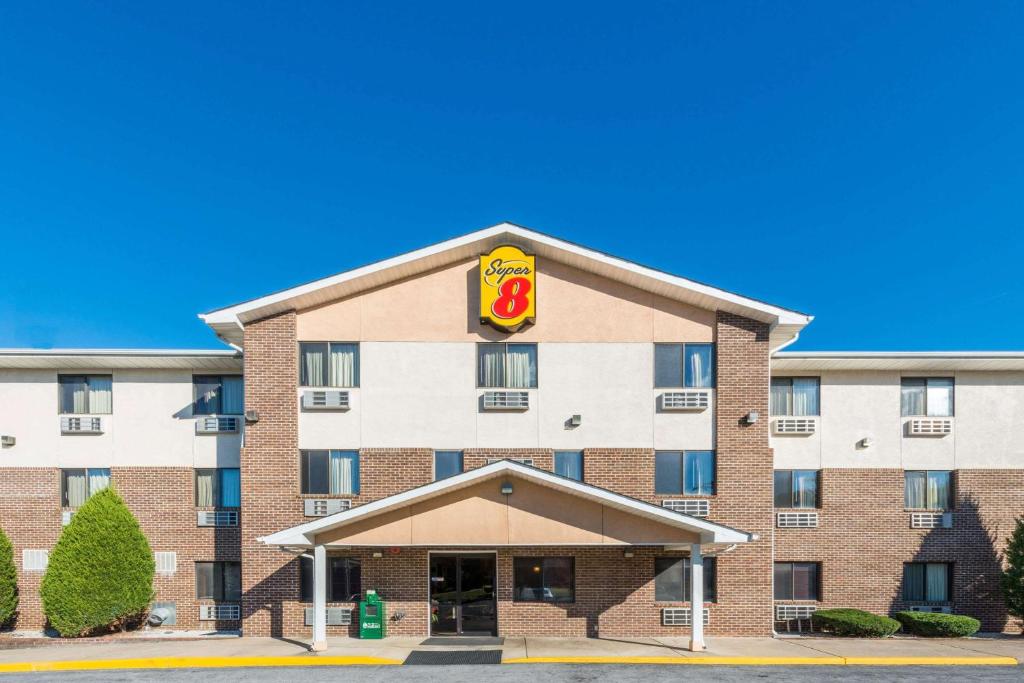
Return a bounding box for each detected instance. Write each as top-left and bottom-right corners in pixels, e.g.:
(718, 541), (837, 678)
(0, 634), (1019, 672)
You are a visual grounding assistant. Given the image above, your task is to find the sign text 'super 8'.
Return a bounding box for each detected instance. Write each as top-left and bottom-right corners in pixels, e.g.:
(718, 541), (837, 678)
(479, 245), (536, 332)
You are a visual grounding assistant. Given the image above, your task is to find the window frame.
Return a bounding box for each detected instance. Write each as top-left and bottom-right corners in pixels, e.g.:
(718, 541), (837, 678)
(195, 561), (242, 601)
(773, 470), (820, 509)
(654, 556), (718, 603)
(194, 468), (242, 508)
(299, 450), (361, 496)
(903, 470), (954, 511)
(192, 375), (244, 416)
(298, 342), (361, 388)
(57, 374), (113, 415)
(900, 377), (955, 417)
(902, 562), (953, 603)
(773, 562), (821, 601)
(769, 377), (821, 417)
(653, 343), (716, 389)
(60, 468), (111, 508)
(299, 556), (362, 603)
(654, 450), (716, 496)
(433, 450), (464, 481)
(476, 342), (538, 388)
(553, 450), (584, 482)
(512, 556), (575, 603)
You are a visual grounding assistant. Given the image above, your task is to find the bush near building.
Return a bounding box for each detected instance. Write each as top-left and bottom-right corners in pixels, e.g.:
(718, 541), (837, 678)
(0, 528), (16, 628)
(40, 487), (154, 637)
(1001, 516), (1024, 630)
(812, 608), (901, 637)
(896, 611), (981, 637)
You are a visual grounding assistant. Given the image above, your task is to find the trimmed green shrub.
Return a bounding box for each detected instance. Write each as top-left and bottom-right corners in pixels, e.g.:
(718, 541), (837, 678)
(896, 611), (981, 637)
(40, 487), (154, 637)
(812, 608), (901, 637)
(0, 527), (17, 628)
(1001, 516), (1024, 629)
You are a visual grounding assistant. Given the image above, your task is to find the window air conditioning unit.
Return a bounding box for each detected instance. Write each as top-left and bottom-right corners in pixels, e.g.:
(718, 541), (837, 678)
(909, 605), (952, 614)
(777, 512), (819, 528)
(772, 418), (816, 435)
(301, 390), (350, 411)
(775, 604), (817, 621)
(662, 499), (710, 518)
(199, 604), (241, 621)
(660, 391), (711, 411)
(907, 419), (953, 436)
(61, 510), (74, 526)
(304, 607), (354, 626)
(197, 510), (239, 527)
(910, 512), (953, 529)
(60, 416), (103, 434)
(482, 391), (530, 410)
(661, 607), (709, 627)
(304, 499), (353, 517)
(195, 416), (240, 434)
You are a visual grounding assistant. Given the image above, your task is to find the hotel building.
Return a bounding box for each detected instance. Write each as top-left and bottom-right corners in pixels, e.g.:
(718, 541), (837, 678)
(1, 223), (1022, 648)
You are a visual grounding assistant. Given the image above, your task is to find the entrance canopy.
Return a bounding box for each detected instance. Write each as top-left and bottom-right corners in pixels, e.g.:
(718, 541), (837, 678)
(259, 460), (753, 548)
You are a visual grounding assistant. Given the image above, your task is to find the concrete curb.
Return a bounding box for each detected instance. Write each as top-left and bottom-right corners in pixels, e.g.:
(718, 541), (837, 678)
(0, 656), (403, 673)
(503, 656), (1019, 666)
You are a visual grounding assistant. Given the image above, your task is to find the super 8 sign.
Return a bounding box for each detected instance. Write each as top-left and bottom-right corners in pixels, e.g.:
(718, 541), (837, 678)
(479, 245), (536, 332)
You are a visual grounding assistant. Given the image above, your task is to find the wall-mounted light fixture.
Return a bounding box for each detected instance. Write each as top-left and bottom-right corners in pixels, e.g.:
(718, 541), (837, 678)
(569, 414), (582, 427)
(623, 550), (635, 558)
(372, 551), (383, 558)
(244, 410), (260, 424)
(500, 482), (514, 495)
(745, 411), (759, 424)
(0, 435), (14, 447)
(858, 437), (874, 449)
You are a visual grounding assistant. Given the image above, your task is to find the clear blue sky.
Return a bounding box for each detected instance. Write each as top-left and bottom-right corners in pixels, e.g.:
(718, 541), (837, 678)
(1, 2), (1021, 351)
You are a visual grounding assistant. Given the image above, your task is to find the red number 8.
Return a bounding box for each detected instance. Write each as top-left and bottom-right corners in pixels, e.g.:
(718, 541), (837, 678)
(492, 277), (531, 319)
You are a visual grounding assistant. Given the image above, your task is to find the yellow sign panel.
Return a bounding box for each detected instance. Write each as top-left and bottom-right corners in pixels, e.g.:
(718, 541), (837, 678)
(479, 245), (536, 332)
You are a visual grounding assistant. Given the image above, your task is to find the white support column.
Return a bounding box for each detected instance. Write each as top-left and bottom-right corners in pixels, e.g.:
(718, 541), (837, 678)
(311, 544), (327, 651)
(689, 542), (705, 652)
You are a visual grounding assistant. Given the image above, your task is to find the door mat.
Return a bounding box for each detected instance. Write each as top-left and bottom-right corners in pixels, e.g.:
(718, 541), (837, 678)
(404, 650), (503, 665)
(420, 637), (504, 646)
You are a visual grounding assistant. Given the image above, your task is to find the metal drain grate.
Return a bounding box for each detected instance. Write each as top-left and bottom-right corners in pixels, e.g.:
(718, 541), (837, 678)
(404, 650), (503, 665)
(420, 637), (504, 646)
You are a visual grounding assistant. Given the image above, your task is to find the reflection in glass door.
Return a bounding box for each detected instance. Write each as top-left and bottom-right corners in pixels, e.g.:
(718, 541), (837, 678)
(429, 554), (496, 636)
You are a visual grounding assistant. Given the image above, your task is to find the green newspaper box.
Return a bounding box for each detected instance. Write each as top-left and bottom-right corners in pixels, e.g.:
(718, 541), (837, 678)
(359, 590), (386, 639)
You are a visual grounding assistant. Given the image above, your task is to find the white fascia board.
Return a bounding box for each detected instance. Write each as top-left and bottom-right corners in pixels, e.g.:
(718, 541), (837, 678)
(257, 460), (753, 547)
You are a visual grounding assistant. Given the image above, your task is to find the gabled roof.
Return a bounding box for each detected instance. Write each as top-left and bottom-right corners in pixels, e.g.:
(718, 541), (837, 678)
(200, 222), (811, 348)
(258, 459), (754, 547)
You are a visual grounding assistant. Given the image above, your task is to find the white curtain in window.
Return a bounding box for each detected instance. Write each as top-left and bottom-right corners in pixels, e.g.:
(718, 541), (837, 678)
(792, 378), (819, 416)
(926, 564), (948, 602)
(685, 345), (713, 388)
(901, 381), (925, 416)
(72, 380), (89, 414)
(793, 470), (817, 508)
(927, 472), (950, 510)
(66, 471), (88, 508)
(905, 471), (926, 508)
(330, 451), (355, 495)
(478, 345), (505, 387)
(304, 348), (325, 387)
(506, 345), (536, 388)
(926, 379), (953, 417)
(329, 344), (358, 387)
(196, 471), (215, 507)
(220, 377), (244, 414)
(770, 380), (790, 416)
(88, 377), (112, 414)
(88, 469), (110, 495)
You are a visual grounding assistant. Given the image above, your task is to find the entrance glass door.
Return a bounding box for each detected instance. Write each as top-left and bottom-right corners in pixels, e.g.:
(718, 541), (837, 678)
(429, 554), (496, 636)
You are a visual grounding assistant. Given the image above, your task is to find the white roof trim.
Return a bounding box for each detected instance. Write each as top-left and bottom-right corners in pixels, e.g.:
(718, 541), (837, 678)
(772, 351), (1024, 372)
(0, 348), (242, 370)
(200, 223), (811, 345)
(258, 460), (753, 547)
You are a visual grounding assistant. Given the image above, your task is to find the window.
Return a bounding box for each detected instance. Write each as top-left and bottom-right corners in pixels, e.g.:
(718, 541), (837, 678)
(774, 562), (820, 601)
(478, 343), (537, 388)
(901, 378), (954, 417)
(770, 378), (820, 416)
(193, 375), (244, 415)
(195, 468), (241, 507)
(58, 375), (112, 414)
(654, 557), (717, 602)
(903, 562), (951, 602)
(61, 468), (110, 508)
(300, 556), (362, 602)
(300, 451), (360, 495)
(554, 451), (583, 481)
(434, 451), (463, 481)
(904, 471), (952, 510)
(513, 557), (574, 603)
(654, 451), (715, 495)
(774, 470), (819, 509)
(654, 343), (715, 388)
(299, 342), (360, 387)
(195, 561), (241, 601)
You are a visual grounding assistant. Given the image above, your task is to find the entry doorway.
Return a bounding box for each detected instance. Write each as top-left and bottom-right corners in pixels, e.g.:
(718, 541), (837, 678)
(429, 553), (497, 636)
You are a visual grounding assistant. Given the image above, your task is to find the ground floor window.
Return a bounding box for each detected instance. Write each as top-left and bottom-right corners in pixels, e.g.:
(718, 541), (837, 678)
(654, 557), (717, 602)
(61, 468), (110, 508)
(196, 561), (241, 601)
(299, 556), (362, 602)
(195, 468), (241, 507)
(903, 562), (951, 602)
(513, 557), (574, 603)
(774, 562), (819, 601)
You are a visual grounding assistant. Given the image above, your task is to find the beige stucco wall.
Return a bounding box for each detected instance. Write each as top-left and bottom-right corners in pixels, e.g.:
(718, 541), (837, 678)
(296, 258), (715, 343)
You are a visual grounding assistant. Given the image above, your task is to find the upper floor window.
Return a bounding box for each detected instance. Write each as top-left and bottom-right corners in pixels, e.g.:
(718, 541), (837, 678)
(901, 377), (953, 417)
(770, 378), (819, 416)
(903, 562), (951, 603)
(554, 451), (584, 481)
(61, 468), (110, 508)
(196, 561), (241, 601)
(774, 470), (819, 509)
(655, 450), (715, 496)
(654, 343), (714, 388)
(478, 343), (537, 388)
(300, 450), (360, 495)
(434, 450), (463, 481)
(195, 468), (241, 508)
(774, 562), (820, 601)
(654, 556), (717, 602)
(299, 342), (359, 388)
(904, 470), (952, 510)
(300, 556), (362, 602)
(58, 375), (112, 414)
(193, 375), (243, 415)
